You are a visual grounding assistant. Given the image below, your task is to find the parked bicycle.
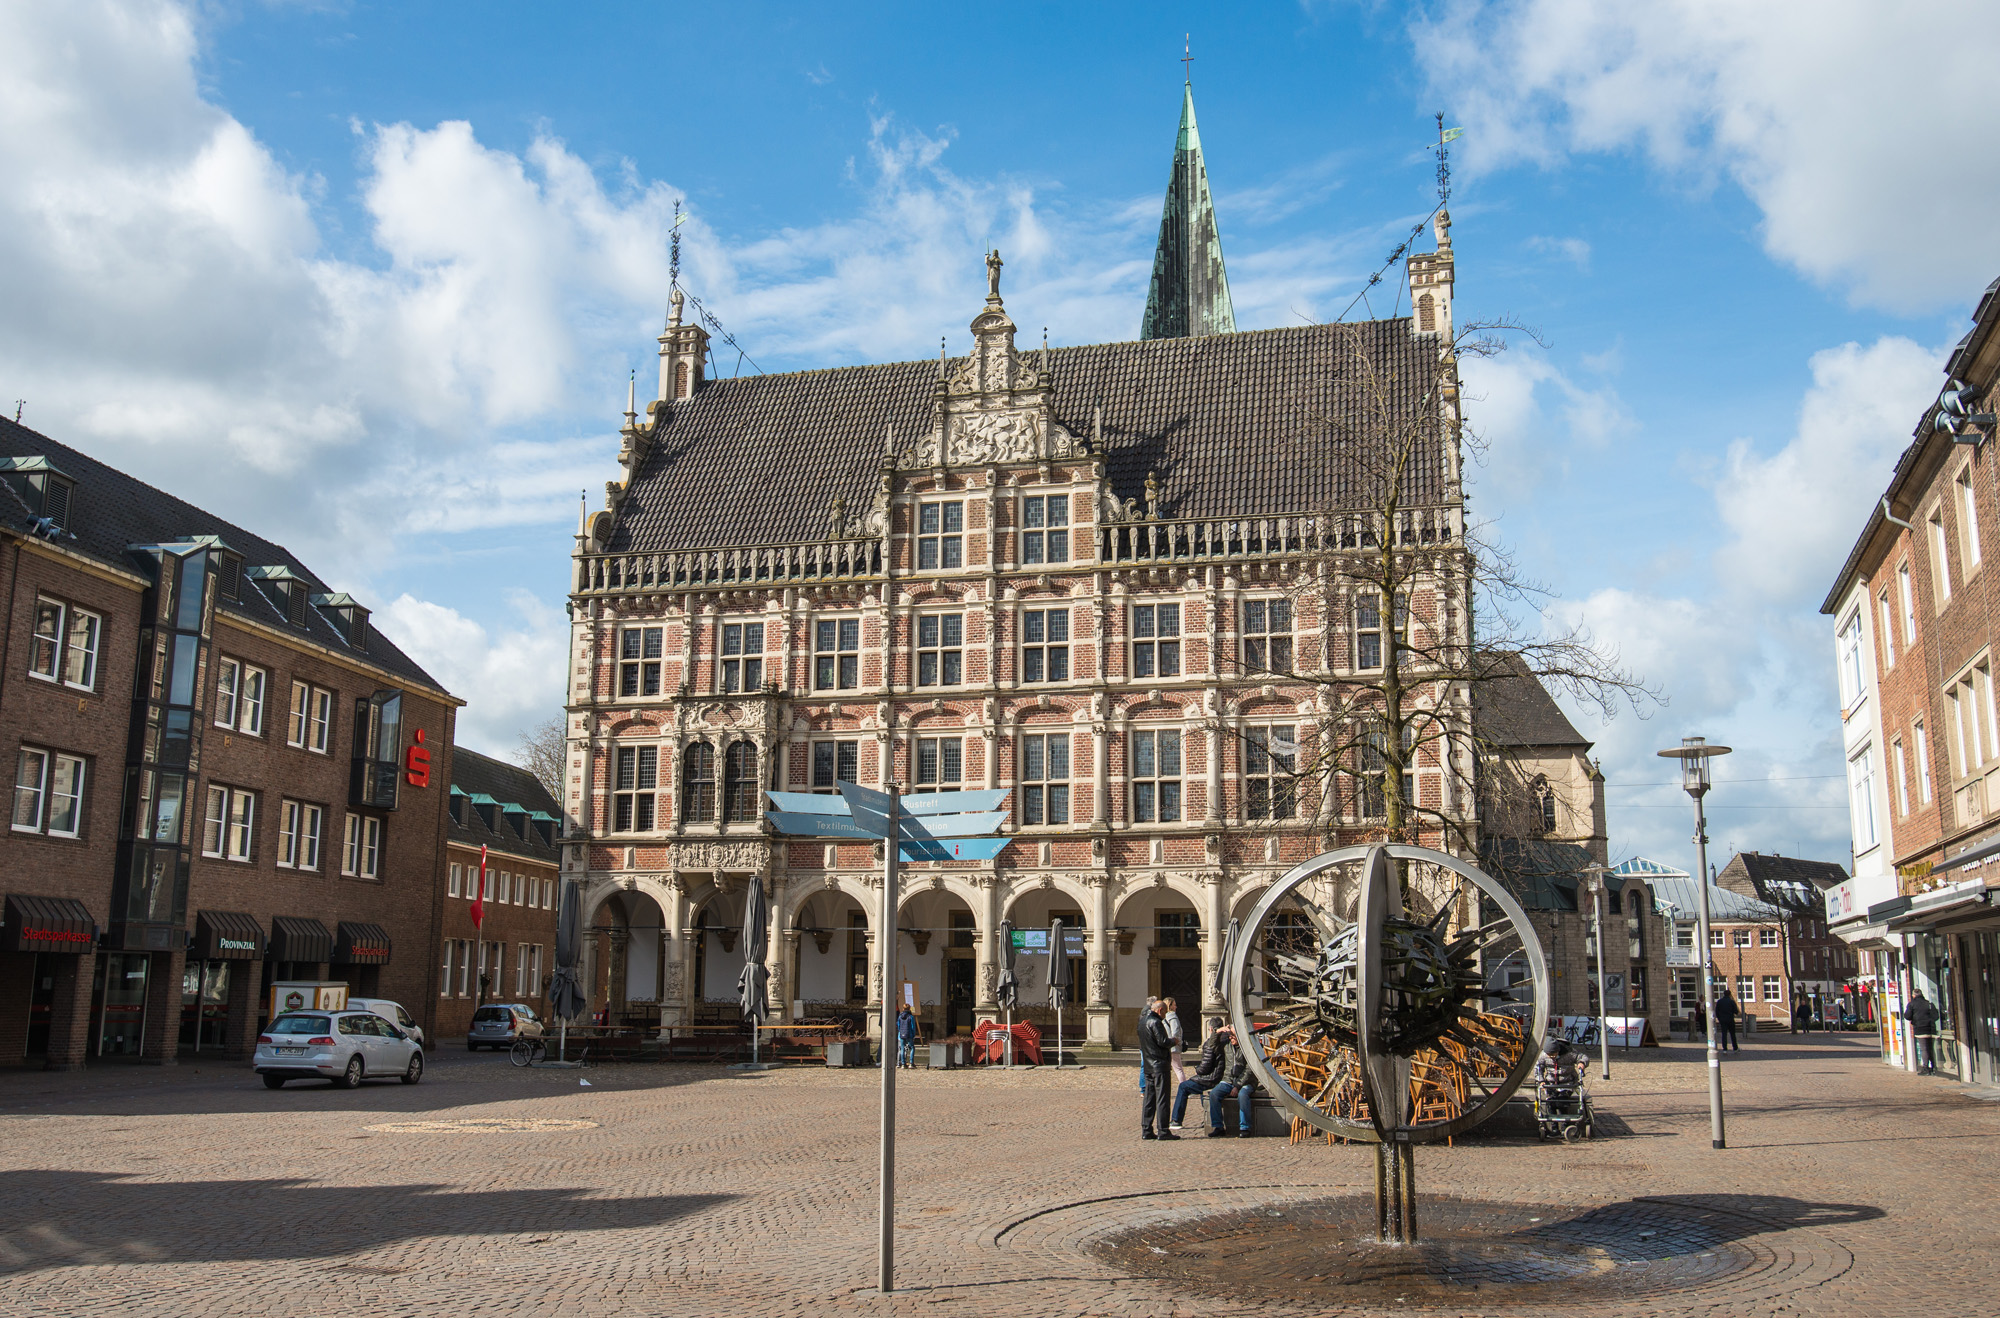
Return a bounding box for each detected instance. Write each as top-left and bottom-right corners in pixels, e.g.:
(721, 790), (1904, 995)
(510, 1035), (589, 1068)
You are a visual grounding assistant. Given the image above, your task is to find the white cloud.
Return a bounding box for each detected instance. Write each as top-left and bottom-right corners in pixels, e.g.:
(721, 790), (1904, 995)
(1524, 235), (1591, 271)
(1413, 0), (2000, 311)
(375, 592), (570, 758)
(1712, 336), (1941, 604)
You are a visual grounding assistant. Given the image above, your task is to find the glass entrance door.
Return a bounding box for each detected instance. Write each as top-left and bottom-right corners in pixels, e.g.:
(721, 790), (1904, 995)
(97, 953), (150, 1057)
(946, 957), (975, 1037)
(180, 960), (231, 1053)
(26, 955), (57, 1058)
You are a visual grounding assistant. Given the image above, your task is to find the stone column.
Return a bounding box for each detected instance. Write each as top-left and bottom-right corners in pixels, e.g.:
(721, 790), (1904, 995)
(864, 925), (884, 1040)
(1087, 875), (1114, 1047)
(974, 873), (1001, 1023)
(778, 926), (800, 1026)
(1202, 872), (1230, 1016)
(44, 951), (95, 1071)
(1092, 718), (1110, 825)
(141, 946), (186, 1065)
(661, 873), (688, 1026)
(766, 873), (789, 1023)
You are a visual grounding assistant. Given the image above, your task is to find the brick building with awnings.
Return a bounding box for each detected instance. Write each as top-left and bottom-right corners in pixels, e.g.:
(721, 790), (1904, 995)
(0, 416), (461, 1068)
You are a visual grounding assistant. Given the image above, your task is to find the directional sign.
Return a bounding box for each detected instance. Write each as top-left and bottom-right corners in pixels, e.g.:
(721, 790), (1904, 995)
(900, 836), (1011, 863)
(847, 801), (1009, 841)
(766, 810), (881, 841)
(900, 789), (1010, 816)
(767, 790), (858, 817)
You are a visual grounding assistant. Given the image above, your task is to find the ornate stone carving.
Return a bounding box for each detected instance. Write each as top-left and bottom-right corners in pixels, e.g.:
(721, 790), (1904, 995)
(663, 960), (685, 1002)
(1090, 959), (1111, 1004)
(675, 841), (770, 872)
(949, 410), (1038, 465)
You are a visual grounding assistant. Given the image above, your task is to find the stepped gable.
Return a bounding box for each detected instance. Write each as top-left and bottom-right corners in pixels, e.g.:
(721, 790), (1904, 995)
(606, 317), (1440, 556)
(0, 415), (446, 694)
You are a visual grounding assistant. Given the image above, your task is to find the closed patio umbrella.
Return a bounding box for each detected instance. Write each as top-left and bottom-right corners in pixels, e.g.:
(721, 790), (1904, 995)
(996, 919), (1018, 1066)
(1047, 918), (1072, 1067)
(547, 877), (588, 1061)
(737, 878), (771, 1067)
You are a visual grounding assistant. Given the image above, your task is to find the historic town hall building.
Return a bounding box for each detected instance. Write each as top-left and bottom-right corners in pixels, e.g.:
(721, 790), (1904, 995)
(562, 88), (1484, 1049)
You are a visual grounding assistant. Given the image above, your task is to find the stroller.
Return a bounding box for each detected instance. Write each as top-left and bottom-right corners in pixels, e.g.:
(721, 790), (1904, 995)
(1532, 1038), (1593, 1142)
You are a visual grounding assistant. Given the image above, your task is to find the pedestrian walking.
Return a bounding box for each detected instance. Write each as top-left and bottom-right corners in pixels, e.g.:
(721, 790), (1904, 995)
(1908, 990), (1940, 1074)
(1714, 988), (1741, 1052)
(1690, 998), (1706, 1043)
(1163, 996), (1186, 1091)
(1171, 1018), (1230, 1130)
(895, 1003), (920, 1069)
(1138, 998), (1175, 1140)
(1138, 996), (1156, 1092)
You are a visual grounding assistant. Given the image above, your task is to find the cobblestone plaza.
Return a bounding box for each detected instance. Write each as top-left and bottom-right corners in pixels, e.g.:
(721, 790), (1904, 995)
(0, 1035), (1992, 1316)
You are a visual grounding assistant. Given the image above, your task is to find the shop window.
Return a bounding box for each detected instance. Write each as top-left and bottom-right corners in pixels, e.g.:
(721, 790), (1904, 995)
(814, 617), (861, 690)
(917, 501), (963, 571)
(1131, 728), (1182, 822)
(1020, 732), (1070, 825)
(721, 622), (764, 693)
(917, 614), (964, 687)
(1241, 598), (1292, 673)
(915, 736), (963, 793)
(1021, 495), (1069, 564)
(1022, 608), (1069, 682)
(619, 626), (664, 697)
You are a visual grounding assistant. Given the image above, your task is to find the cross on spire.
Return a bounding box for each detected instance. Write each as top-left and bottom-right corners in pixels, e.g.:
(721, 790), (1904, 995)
(1181, 33), (1193, 82)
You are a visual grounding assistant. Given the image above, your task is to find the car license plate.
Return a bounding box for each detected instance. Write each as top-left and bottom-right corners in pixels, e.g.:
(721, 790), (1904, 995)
(278, 1047), (305, 1056)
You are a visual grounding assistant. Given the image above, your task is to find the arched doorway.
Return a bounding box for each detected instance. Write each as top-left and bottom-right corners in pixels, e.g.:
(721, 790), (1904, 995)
(896, 886), (979, 1040)
(590, 889), (665, 1028)
(791, 888), (870, 1034)
(1004, 886), (1090, 1047)
(1112, 886), (1204, 1044)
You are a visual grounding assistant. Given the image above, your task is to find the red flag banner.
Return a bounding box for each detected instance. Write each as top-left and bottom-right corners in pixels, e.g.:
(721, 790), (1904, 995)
(471, 844), (487, 930)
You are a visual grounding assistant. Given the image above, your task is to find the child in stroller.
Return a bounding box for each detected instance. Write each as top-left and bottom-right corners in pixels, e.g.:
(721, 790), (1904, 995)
(1533, 1037), (1593, 1141)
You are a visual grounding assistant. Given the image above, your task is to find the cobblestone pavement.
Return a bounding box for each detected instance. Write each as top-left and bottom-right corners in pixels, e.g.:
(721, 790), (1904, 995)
(0, 1032), (1993, 1317)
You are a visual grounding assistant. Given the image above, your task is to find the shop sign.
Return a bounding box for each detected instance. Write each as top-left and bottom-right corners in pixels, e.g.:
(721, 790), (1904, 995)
(405, 727), (432, 787)
(22, 925), (91, 946)
(216, 936), (257, 954)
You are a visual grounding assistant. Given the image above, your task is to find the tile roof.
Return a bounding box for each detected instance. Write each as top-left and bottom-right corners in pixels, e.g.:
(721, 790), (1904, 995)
(0, 417), (449, 696)
(1717, 853), (1849, 915)
(1479, 837), (1591, 911)
(1471, 651), (1592, 749)
(448, 746), (562, 863)
(607, 317), (1443, 554)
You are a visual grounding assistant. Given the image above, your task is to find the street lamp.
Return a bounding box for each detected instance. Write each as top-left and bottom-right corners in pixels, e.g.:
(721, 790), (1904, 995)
(1581, 863), (1613, 1081)
(1658, 735), (1731, 1150)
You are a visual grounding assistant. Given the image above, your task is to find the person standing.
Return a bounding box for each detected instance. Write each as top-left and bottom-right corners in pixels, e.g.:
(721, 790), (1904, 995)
(1690, 998), (1706, 1044)
(1908, 990), (1940, 1074)
(1163, 996), (1186, 1092)
(1714, 988), (1741, 1052)
(895, 1003), (920, 1069)
(1139, 998), (1176, 1140)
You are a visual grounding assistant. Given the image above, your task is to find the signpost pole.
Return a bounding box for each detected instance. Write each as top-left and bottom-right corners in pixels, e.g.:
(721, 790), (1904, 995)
(877, 783), (901, 1295)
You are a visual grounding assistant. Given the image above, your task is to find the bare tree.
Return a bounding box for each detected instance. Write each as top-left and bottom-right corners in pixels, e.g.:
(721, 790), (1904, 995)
(1228, 318), (1657, 857)
(513, 714), (567, 801)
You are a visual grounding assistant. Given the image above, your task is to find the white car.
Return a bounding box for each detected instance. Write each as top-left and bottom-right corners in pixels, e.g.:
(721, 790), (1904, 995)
(347, 997), (426, 1048)
(256, 1009), (425, 1089)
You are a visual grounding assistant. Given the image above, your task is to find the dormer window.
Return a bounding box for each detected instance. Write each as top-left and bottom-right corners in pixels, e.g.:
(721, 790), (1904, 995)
(216, 553), (243, 603)
(1, 458), (76, 535)
(249, 567), (312, 628)
(314, 593), (371, 649)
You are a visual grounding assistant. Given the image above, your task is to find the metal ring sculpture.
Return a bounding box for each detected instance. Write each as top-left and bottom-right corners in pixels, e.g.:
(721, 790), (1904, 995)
(1225, 843), (1550, 1144)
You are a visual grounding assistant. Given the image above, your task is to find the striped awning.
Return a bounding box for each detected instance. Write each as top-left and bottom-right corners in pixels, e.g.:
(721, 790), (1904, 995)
(268, 916), (332, 964)
(333, 921), (392, 965)
(193, 910), (265, 961)
(2, 894), (95, 954)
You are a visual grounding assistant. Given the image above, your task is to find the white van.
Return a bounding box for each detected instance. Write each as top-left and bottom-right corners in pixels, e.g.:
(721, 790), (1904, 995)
(346, 998), (425, 1048)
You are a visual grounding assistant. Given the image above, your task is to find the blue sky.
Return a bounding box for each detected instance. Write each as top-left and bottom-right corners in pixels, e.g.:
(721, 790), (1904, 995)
(8, 1), (1998, 872)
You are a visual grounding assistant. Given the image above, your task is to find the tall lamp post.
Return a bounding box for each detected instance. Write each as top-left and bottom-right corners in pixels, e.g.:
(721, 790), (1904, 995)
(1658, 736), (1730, 1149)
(1581, 864), (1613, 1080)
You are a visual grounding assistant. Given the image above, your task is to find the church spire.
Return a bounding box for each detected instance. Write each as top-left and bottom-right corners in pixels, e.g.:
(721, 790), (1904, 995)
(1140, 78), (1236, 340)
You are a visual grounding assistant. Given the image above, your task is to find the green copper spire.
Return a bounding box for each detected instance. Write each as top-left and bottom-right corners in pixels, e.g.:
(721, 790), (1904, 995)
(1141, 81), (1236, 340)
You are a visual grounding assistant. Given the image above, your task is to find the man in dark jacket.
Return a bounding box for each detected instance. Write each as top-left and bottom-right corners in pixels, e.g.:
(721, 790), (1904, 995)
(1171, 1019), (1231, 1129)
(1206, 1029), (1260, 1136)
(1139, 998), (1176, 1139)
(1713, 988), (1741, 1051)
(1908, 991), (1940, 1074)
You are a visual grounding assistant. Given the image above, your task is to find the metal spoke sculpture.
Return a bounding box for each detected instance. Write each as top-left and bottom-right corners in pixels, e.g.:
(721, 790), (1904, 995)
(1224, 843), (1550, 1244)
